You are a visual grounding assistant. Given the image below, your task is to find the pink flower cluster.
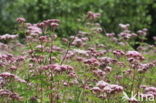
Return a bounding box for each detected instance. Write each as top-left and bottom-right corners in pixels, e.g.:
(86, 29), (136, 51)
(37, 19), (60, 29)
(41, 64), (74, 72)
(83, 58), (100, 66)
(0, 72), (26, 83)
(0, 89), (22, 100)
(118, 32), (137, 39)
(116, 24), (148, 41)
(39, 36), (49, 42)
(106, 33), (115, 37)
(71, 36), (88, 47)
(92, 66), (112, 77)
(0, 54), (25, 67)
(87, 11), (101, 20)
(0, 54), (14, 65)
(98, 57), (117, 65)
(87, 48), (106, 57)
(143, 86), (156, 97)
(29, 55), (45, 63)
(51, 45), (62, 52)
(126, 51), (144, 60)
(92, 80), (123, 94)
(65, 48), (105, 60)
(24, 19), (60, 37)
(113, 50), (125, 57)
(137, 28), (148, 36)
(0, 34), (18, 40)
(93, 69), (105, 77)
(27, 24), (42, 36)
(16, 17), (26, 23)
(137, 63), (154, 73)
(73, 49), (89, 57)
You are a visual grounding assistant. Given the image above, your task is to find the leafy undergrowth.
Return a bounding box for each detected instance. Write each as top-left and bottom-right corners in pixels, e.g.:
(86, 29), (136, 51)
(0, 12), (156, 103)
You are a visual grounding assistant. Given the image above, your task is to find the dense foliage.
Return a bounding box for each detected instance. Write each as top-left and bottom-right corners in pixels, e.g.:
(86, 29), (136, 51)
(0, 0), (155, 37)
(0, 12), (156, 103)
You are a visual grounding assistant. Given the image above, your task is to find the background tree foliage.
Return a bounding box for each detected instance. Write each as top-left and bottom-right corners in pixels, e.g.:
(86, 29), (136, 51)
(0, 0), (155, 38)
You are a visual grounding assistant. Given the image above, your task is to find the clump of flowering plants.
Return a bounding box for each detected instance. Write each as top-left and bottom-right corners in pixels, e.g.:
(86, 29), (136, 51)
(0, 12), (156, 103)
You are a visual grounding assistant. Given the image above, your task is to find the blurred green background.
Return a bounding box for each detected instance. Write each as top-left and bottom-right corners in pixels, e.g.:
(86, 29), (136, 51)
(0, 0), (155, 40)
